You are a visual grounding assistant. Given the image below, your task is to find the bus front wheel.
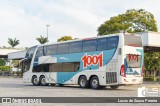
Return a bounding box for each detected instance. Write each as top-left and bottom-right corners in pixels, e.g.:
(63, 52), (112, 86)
(32, 76), (40, 86)
(79, 76), (89, 88)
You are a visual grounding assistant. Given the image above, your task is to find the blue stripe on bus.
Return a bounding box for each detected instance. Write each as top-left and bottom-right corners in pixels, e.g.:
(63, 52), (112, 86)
(57, 48), (117, 84)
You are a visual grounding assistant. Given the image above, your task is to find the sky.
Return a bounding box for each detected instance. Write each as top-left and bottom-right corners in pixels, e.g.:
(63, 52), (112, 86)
(0, 0), (160, 48)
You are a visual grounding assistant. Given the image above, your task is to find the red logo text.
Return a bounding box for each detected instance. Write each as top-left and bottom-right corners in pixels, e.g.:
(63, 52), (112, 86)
(82, 53), (103, 69)
(128, 54), (139, 62)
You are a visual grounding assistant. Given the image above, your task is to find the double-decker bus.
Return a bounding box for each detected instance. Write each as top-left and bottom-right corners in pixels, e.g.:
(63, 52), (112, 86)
(21, 33), (144, 89)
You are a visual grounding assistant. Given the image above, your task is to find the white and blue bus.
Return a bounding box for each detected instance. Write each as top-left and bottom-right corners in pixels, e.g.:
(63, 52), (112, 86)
(21, 33), (144, 89)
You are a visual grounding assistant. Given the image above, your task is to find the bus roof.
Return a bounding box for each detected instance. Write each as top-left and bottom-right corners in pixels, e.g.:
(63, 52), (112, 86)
(37, 33), (124, 47)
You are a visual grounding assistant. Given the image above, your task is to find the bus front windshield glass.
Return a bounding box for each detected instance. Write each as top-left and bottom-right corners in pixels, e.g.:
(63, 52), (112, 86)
(126, 54), (141, 68)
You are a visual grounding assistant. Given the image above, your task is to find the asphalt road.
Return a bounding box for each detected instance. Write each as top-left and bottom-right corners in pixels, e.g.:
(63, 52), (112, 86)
(0, 77), (160, 97)
(0, 77), (159, 106)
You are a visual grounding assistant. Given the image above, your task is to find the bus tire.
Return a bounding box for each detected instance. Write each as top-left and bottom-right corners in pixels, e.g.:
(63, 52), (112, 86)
(90, 76), (100, 89)
(39, 76), (49, 86)
(79, 76), (89, 88)
(110, 85), (119, 89)
(50, 84), (55, 86)
(32, 76), (40, 86)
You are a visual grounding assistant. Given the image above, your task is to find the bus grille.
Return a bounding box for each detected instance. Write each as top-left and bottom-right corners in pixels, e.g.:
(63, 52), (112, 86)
(106, 72), (117, 84)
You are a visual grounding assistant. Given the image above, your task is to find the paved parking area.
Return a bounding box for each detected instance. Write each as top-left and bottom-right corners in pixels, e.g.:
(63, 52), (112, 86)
(0, 77), (159, 106)
(0, 77), (159, 97)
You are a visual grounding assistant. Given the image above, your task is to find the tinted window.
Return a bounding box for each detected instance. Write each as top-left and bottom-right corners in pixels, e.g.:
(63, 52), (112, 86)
(49, 63), (63, 72)
(49, 62), (80, 72)
(46, 45), (57, 55)
(97, 38), (107, 51)
(126, 54), (141, 68)
(57, 43), (69, 54)
(33, 64), (49, 72)
(69, 42), (82, 53)
(25, 46), (37, 59)
(83, 40), (97, 52)
(35, 47), (44, 58)
(124, 34), (142, 47)
(107, 37), (118, 49)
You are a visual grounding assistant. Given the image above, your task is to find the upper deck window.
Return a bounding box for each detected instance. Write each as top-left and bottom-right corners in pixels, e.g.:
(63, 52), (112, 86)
(107, 36), (119, 49)
(69, 41), (82, 53)
(83, 40), (97, 52)
(97, 38), (107, 51)
(57, 43), (69, 54)
(124, 34), (142, 47)
(46, 45), (57, 55)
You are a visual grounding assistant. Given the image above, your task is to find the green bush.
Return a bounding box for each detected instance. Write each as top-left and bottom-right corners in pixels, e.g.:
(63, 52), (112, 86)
(143, 77), (154, 81)
(156, 77), (160, 82)
(0, 66), (12, 71)
(0, 59), (6, 66)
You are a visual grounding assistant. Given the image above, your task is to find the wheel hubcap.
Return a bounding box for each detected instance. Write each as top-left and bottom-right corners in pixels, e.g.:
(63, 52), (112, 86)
(92, 79), (98, 87)
(34, 78), (38, 84)
(41, 78), (46, 85)
(80, 79), (85, 86)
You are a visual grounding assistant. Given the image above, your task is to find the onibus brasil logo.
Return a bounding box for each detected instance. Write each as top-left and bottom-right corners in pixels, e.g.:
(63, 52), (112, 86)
(81, 52), (103, 69)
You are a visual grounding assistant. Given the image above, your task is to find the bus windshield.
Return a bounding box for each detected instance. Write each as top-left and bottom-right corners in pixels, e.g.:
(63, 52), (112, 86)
(124, 34), (142, 47)
(126, 54), (141, 68)
(25, 46), (37, 59)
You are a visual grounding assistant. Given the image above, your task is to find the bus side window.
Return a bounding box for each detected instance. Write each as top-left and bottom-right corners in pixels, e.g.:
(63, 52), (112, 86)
(46, 45), (57, 55)
(69, 42), (82, 53)
(57, 43), (69, 54)
(83, 40), (97, 52)
(97, 38), (107, 51)
(107, 36), (118, 49)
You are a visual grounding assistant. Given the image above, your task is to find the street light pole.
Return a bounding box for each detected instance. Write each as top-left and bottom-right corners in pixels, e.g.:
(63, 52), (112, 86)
(46, 24), (50, 42)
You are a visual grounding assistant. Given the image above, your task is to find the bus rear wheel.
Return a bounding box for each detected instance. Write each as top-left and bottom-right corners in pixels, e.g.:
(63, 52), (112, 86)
(79, 76), (89, 88)
(40, 76), (49, 86)
(90, 76), (100, 89)
(110, 85), (119, 89)
(32, 76), (40, 86)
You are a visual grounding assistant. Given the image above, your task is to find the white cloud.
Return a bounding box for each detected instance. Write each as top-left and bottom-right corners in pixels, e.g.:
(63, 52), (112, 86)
(0, 0), (160, 48)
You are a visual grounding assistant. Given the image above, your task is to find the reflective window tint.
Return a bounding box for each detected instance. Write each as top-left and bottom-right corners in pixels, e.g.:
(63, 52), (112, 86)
(57, 43), (69, 54)
(50, 63), (63, 72)
(124, 34), (142, 47)
(25, 46), (37, 59)
(49, 62), (80, 72)
(63, 63), (75, 72)
(36, 47), (44, 57)
(83, 40), (97, 52)
(46, 45), (57, 55)
(97, 38), (107, 51)
(107, 37), (118, 49)
(69, 42), (82, 53)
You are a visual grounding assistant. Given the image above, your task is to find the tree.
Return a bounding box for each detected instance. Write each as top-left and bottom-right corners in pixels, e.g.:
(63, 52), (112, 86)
(144, 52), (160, 79)
(36, 35), (48, 44)
(57, 36), (73, 42)
(8, 38), (20, 48)
(0, 59), (5, 66)
(98, 9), (159, 79)
(98, 9), (158, 35)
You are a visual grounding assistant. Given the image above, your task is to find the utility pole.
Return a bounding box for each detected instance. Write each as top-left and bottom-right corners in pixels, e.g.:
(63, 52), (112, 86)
(46, 24), (50, 42)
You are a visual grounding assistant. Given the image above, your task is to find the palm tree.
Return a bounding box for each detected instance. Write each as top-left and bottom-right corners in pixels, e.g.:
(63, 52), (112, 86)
(36, 35), (48, 44)
(8, 38), (20, 48)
